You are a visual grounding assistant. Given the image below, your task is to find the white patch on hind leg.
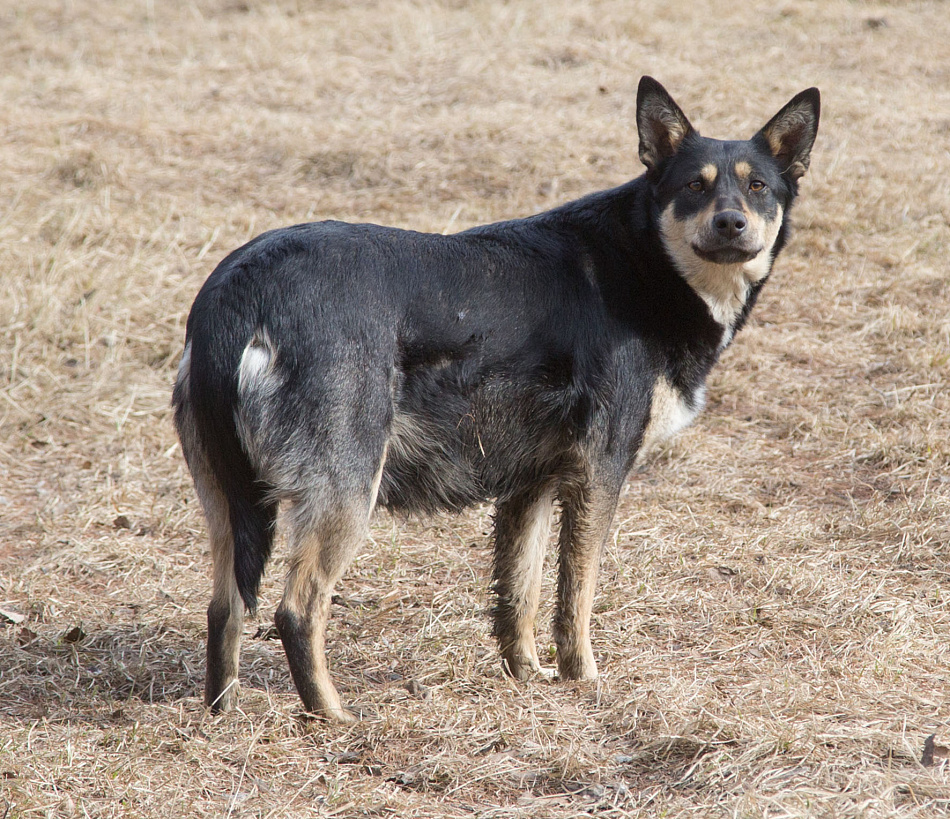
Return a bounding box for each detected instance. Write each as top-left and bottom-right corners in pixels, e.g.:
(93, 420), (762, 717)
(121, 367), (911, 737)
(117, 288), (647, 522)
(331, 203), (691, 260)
(238, 329), (277, 395)
(235, 329), (280, 468)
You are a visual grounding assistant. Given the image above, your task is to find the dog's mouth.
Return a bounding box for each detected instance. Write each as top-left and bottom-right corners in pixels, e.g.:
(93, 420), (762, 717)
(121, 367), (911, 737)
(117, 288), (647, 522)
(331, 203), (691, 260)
(691, 243), (762, 265)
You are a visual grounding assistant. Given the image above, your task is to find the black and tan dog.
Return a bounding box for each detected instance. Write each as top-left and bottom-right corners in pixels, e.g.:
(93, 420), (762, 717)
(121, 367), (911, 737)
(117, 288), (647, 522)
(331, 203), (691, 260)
(173, 77), (819, 721)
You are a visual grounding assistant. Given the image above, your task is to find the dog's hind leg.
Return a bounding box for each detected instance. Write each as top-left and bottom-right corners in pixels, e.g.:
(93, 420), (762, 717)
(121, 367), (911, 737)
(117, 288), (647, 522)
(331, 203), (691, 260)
(491, 487), (556, 680)
(176, 393), (276, 712)
(206, 489), (278, 712)
(184, 446), (279, 713)
(199, 464), (279, 712)
(274, 499), (371, 722)
(553, 479), (621, 680)
(203, 483), (243, 712)
(274, 446), (385, 722)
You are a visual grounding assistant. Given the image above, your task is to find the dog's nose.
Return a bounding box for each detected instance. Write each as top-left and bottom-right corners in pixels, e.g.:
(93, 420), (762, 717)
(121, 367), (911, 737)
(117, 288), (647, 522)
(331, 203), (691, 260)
(713, 210), (747, 239)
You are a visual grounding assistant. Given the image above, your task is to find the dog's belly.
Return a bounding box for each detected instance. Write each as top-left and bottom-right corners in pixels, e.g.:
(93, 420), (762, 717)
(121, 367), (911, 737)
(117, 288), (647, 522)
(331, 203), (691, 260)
(377, 364), (580, 514)
(377, 407), (487, 514)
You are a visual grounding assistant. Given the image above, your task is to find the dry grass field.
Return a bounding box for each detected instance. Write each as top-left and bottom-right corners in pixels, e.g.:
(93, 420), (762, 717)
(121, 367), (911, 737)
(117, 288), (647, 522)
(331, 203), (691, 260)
(1, 0), (949, 816)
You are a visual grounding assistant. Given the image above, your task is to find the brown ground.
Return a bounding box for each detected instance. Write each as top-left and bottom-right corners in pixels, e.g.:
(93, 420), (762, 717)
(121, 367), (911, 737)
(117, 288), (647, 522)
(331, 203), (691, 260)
(1, 1), (949, 816)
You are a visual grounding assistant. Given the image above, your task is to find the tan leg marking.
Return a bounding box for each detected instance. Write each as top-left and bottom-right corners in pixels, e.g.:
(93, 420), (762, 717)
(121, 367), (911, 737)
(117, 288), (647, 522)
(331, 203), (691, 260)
(554, 481), (621, 680)
(199, 460), (245, 712)
(492, 489), (557, 680)
(276, 507), (367, 723)
(275, 445), (386, 722)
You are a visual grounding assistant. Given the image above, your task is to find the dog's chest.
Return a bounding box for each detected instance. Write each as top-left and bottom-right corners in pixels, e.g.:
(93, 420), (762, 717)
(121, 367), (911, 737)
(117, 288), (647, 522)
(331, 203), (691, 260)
(636, 377), (704, 462)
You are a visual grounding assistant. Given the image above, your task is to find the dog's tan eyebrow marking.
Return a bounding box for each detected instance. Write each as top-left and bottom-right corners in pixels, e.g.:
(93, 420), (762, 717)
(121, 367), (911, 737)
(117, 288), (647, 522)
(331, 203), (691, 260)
(734, 161), (752, 180)
(700, 164), (718, 184)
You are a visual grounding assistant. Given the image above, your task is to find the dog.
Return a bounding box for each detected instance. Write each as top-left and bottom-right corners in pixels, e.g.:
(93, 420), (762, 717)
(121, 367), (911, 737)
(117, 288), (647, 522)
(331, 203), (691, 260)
(173, 77), (819, 721)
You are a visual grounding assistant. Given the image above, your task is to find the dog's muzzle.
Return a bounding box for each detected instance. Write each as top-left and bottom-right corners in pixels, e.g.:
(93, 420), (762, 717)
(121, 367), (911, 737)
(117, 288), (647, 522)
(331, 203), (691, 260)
(692, 210), (763, 264)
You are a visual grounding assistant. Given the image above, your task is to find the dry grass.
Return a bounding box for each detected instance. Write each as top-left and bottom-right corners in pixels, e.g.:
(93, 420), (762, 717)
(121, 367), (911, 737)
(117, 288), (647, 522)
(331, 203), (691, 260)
(1, 0), (949, 816)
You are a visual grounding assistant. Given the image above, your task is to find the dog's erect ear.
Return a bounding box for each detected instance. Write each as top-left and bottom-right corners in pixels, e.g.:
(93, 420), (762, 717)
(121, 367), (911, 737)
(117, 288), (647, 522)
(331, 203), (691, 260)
(637, 76), (695, 173)
(755, 88), (820, 180)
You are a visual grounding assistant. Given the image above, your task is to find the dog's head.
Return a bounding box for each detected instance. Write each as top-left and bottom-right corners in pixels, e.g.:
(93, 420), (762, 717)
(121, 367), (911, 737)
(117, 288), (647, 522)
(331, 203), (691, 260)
(636, 76), (819, 328)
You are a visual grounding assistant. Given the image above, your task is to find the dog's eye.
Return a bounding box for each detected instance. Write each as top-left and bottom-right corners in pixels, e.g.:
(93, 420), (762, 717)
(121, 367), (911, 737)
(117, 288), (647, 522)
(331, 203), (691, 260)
(687, 180), (703, 193)
(749, 180), (767, 192)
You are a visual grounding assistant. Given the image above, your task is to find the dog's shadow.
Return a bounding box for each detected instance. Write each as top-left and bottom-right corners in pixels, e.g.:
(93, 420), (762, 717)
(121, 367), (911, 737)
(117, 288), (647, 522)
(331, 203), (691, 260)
(0, 620), (297, 723)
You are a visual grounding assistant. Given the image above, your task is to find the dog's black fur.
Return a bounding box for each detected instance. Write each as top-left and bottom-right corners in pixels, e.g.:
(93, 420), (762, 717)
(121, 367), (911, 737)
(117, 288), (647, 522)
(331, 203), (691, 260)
(173, 77), (819, 720)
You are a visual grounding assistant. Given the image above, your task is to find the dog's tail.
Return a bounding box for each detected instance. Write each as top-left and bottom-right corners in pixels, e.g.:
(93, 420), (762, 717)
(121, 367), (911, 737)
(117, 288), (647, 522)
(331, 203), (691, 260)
(173, 290), (277, 614)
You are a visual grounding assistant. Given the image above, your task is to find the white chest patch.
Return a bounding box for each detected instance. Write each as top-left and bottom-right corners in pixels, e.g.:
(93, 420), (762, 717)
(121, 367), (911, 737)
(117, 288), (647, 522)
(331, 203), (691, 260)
(637, 376), (704, 463)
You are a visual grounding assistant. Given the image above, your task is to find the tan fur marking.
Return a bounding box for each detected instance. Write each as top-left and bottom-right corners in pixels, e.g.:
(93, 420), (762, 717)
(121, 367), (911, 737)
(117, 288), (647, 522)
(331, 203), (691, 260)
(278, 506), (369, 722)
(766, 131), (783, 157)
(641, 99), (690, 147)
(183, 417), (246, 710)
(639, 97), (692, 169)
(734, 161), (752, 180)
(494, 490), (556, 679)
(555, 484), (620, 680)
(701, 164), (718, 185)
(762, 104), (816, 179)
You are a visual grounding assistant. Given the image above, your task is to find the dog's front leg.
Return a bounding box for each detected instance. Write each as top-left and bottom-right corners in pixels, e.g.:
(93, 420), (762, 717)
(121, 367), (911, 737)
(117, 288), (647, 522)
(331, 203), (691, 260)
(491, 487), (557, 680)
(553, 479), (621, 680)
